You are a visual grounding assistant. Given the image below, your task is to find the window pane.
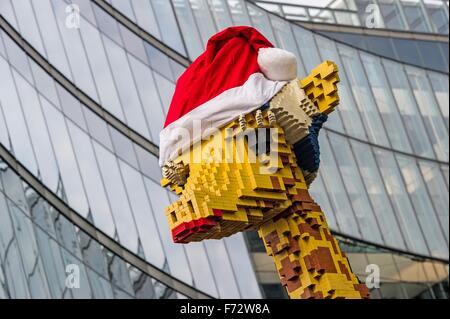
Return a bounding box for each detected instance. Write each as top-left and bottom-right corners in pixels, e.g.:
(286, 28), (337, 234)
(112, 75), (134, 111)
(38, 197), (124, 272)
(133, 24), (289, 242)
(360, 53), (412, 153)
(405, 66), (448, 162)
(428, 72), (449, 128)
(66, 121), (116, 237)
(397, 155), (448, 258)
(329, 133), (383, 244)
(92, 142), (139, 254)
(419, 161), (449, 241)
(315, 36), (366, 140)
(383, 60), (434, 158)
(317, 133), (360, 236)
(374, 149), (429, 255)
(351, 141), (406, 249)
(338, 45), (389, 146)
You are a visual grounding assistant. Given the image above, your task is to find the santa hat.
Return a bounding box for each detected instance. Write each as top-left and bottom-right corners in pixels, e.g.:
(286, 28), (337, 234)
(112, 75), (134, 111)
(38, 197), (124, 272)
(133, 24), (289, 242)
(159, 26), (298, 166)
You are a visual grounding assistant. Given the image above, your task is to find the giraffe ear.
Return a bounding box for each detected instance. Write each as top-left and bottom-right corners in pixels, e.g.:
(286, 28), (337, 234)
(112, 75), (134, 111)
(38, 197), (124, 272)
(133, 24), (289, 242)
(258, 47), (297, 81)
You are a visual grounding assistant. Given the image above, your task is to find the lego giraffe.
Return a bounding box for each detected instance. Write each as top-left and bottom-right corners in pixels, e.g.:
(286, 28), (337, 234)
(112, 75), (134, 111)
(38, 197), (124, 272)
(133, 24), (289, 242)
(160, 61), (370, 299)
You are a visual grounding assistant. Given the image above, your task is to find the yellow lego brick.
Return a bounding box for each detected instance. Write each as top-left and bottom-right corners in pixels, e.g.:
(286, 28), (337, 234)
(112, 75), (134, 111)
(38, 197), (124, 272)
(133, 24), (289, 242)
(300, 60), (340, 115)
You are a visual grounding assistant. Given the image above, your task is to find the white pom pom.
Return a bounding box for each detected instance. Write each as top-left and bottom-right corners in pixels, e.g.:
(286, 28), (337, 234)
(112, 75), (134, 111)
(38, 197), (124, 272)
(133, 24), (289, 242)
(257, 47), (297, 81)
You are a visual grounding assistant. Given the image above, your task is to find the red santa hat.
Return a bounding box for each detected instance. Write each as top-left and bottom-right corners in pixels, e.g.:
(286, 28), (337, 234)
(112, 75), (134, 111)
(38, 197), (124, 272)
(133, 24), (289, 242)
(159, 26), (297, 166)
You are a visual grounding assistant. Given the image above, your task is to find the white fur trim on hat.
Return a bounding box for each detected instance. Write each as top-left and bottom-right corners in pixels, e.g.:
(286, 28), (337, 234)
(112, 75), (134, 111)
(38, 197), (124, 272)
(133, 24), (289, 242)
(159, 73), (287, 166)
(257, 47), (297, 81)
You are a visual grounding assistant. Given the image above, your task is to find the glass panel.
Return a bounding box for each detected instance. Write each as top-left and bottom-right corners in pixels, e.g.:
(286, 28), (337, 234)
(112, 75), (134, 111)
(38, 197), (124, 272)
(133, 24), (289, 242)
(92, 141), (139, 254)
(189, 0), (217, 46)
(208, 0), (234, 30)
(308, 8), (336, 24)
(204, 240), (241, 298)
(383, 60), (434, 158)
(50, 0), (99, 101)
(405, 66), (448, 162)
(119, 24), (148, 63)
(55, 83), (87, 131)
(92, 1), (123, 44)
(315, 36), (366, 140)
(419, 161), (449, 241)
(365, 36), (397, 63)
(292, 26), (321, 75)
(171, 0), (204, 60)
(78, 17), (125, 120)
(40, 97), (90, 216)
(423, 0), (449, 34)
(378, 0), (406, 30)
(225, 233), (263, 298)
(227, 0), (251, 25)
(31, 0), (72, 77)
(128, 54), (166, 142)
(29, 61), (59, 107)
(397, 155), (448, 258)
(143, 178), (194, 285)
(83, 108), (114, 150)
(360, 52), (412, 153)
(8, 201), (51, 298)
(246, 3), (276, 44)
(150, 0), (187, 55)
(183, 242), (219, 297)
(351, 141), (406, 249)
(328, 133), (383, 244)
(11, 0), (46, 56)
(0, 0), (19, 29)
(374, 148), (429, 255)
(66, 121), (116, 238)
(338, 45), (389, 147)
(416, 40), (446, 72)
(130, 0), (161, 39)
(108, 127), (139, 168)
(427, 72), (449, 128)
(391, 38), (423, 66)
(401, 0), (431, 32)
(12, 71), (60, 191)
(2, 29), (33, 83)
(102, 36), (151, 140)
(317, 133), (361, 236)
(0, 56), (38, 175)
(309, 174), (338, 230)
(118, 161), (166, 268)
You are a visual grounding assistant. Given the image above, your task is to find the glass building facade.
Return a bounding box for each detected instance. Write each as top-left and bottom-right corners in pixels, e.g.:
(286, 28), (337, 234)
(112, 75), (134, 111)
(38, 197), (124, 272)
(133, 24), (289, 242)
(0, 0), (448, 299)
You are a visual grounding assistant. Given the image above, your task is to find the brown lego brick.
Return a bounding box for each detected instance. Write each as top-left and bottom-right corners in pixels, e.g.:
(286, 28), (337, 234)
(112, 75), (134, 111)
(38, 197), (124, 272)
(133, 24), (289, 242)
(354, 284), (370, 299)
(279, 257), (302, 292)
(287, 236), (300, 254)
(282, 177), (296, 187)
(338, 260), (352, 281)
(298, 222), (322, 240)
(304, 247), (337, 274)
(323, 228), (339, 255)
(300, 286), (324, 299)
(270, 176), (282, 191)
(281, 276), (302, 293)
(296, 188), (313, 202)
(280, 257), (302, 280)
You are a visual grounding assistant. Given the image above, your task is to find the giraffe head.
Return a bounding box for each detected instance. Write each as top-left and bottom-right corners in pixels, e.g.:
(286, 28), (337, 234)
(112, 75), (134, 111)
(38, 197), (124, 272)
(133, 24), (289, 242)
(160, 61), (339, 243)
